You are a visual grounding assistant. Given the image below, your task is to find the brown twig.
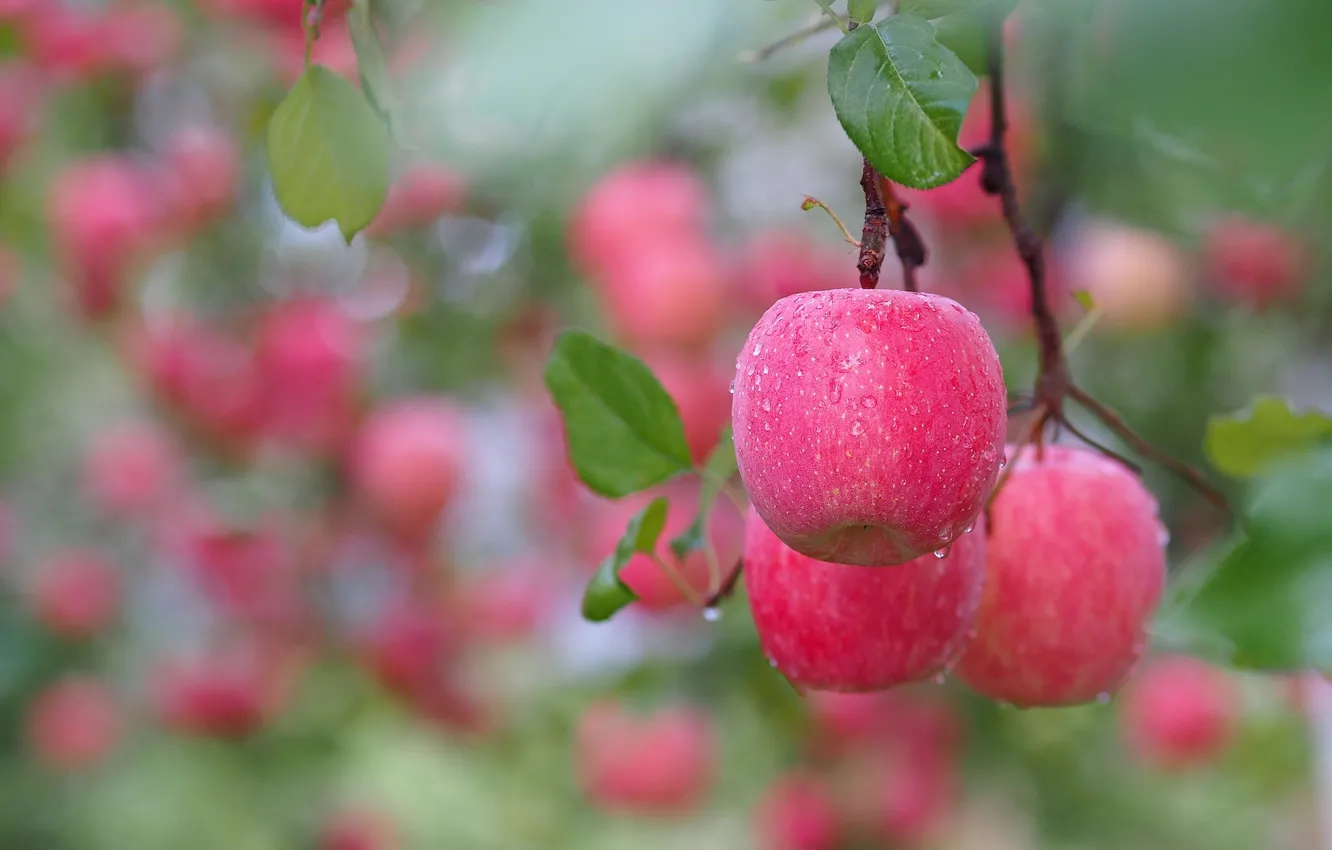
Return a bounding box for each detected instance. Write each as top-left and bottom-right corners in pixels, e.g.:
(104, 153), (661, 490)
(976, 14), (1233, 520)
(703, 559), (744, 610)
(857, 159), (889, 289)
(741, 15), (842, 63)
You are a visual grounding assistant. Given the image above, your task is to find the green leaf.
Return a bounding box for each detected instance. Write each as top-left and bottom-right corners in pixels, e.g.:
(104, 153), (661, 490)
(348, 0), (401, 141)
(1171, 447), (1332, 671)
(582, 497), (669, 622)
(827, 16), (978, 189)
(1204, 396), (1332, 479)
(266, 64), (391, 243)
(669, 425), (737, 561)
(543, 332), (693, 498)
(1072, 290), (1096, 312)
(848, 0), (877, 25)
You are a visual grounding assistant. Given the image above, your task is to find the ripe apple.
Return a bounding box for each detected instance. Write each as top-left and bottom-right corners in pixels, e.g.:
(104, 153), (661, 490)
(640, 350), (731, 464)
(162, 125), (241, 228)
(350, 397), (467, 542)
(82, 421), (180, 516)
(754, 771), (840, 850)
(321, 808), (397, 850)
(576, 700), (716, 815)
(732, 288), (1006, 566)
(155, 645), (296, 738)
(1204, 216), (1308, 310)
(1120, 655), (1237, 770)
(744, 506), (985, 693)
(732, 230), (854, 314)
(26, 675), (120, 772)
(1060, 219), (1193, 330)
(29, 549), (119, 639)
(596, 235), (727, 351)
(368, 161), (466, 237)
(955, 444), (1167, 707)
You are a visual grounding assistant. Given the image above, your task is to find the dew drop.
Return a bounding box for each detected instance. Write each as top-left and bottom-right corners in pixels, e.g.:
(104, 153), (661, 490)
(752, 343), (763, 356)
(933, 547), (950, 559)
(762, 399), (771, 412)
(963, 523), (975, 534)
(1156, 524), (1171, 548)
(933, 672), (948, 686)
(1096, 692), (1112, 705)
(702, 607), (722, 623)
(850, 420), (864, 436)
(861, 396), (877, 409)
(830, 383), (843, 404)
(747, 366), (755, 377)
(728, 380), (736, 395)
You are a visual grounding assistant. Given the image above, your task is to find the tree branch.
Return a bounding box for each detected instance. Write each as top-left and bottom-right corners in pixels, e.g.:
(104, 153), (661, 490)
(740, 15), (842, 63)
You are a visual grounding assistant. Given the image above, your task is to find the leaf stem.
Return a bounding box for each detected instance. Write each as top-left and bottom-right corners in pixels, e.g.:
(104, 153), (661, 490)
(651, 553), (704, 608)
(741, 15), (842, 63)
(812, 0), (850, 34)
(801, 196), (861, 247)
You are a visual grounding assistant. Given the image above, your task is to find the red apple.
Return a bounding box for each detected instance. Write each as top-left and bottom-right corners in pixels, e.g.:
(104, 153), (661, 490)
(577, 700), (716, 815)
(82, 421), (180, 516)
(641, 350), (732, 464)
(596, 235), (727, 350)
(26, 675), (120, 772)
(156, 645), (295, 738)
(1204, 216), (1308, 310)
(732, 288), (1006, 566)
(732, 230), (854, 314)
(100, 4), (183, 77)
(182, 523), (305, 632)
(351, 397), (467, 541)
(569, 161), (707, 281)
(0, 61), (44, 174)
(754, 771), (840, 850)
(321, 808), (396, 850)
(29, 549), (119, 639)
(162, 125), (241, 228)
(1120, 655), (1237, 770)
(744, 506), (985, 692)
(458, 563), (553, 643)
(956, 444), (1167, 707)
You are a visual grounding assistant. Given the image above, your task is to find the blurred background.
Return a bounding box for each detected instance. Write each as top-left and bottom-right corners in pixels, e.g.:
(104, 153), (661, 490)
(0, 0), (1329, 848)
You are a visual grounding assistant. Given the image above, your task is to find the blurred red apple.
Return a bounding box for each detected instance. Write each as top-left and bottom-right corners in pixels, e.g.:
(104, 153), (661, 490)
(369, 161), (467, 237)
(29, 549), (119, 639)
(162, 125), (242, 228)
(82, 421), (180, 516)
(1120, 655), (1238, 771)
(732, 230), (854, 314)
(755, 771), (840, 850)
(640, 350), (731, 464)
(1061, 219), (1193, 331)
(577, 700), (716, 815)
(1204, 216), (1308, 310)
(321, 808), (397, 850)
(26, 675), (120, 772)
(156, 645), (296, 738)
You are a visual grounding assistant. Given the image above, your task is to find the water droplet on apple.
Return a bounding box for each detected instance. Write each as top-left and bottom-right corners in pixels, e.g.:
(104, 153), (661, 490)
(830, 383), (843, 404)
(1096, 692), (1112, 705)
(933, 672), (948, 686)
(1156, 524), (1171, 547)
(762, 399), (771, 412)
(933, 545), (951, 559)
(728, 380), (735, 395)
(861, 396), (877, 409)
(850, 420), (864, 436)
(963, 523), (974, 534)
(702, 606), (721, 623)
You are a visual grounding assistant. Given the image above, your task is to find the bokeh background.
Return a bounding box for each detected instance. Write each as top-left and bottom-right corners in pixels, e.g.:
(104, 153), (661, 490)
(0, 0), (1329, 848)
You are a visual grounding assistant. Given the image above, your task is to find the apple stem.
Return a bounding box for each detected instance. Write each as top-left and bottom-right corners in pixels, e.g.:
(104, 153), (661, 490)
(703, 558), (744, 610)
(974, 15), (1235, 522)
(651, 553), (705, 608)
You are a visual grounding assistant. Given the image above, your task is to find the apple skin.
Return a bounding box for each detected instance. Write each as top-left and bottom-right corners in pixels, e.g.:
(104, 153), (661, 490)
(1120, 655), (1237, 771)
(732, 288), (1006, 566)
(743, 506), (985, 693)
(955, 444), (1167, 707)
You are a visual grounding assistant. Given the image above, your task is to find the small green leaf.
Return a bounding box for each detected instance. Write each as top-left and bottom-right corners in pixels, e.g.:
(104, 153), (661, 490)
(582, 497), (669, 622)
(267, 64), (391, 242)
(1072, 290), (1096, 312)
(1204, 396), (1332, 479)
(848, 0), (877, 25)
(348, 0), (401, 140)
(543, 332), (693, 498)
(827, 16), (978, 189)
(1171, 447), (1332, 671)
(669, 425), (737, 561)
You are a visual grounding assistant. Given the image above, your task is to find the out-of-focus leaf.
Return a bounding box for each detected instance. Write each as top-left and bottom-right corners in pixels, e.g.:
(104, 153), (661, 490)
(848, 0), (878, 25)
(899, 0), (1016, 74)
(1072, 290), (1096, 312)
(543, 332), (693, 499)
(827, 16), (978, 189)
(1171, 447), (1332, 671)
(266, 64), (391, 242)
(1204, 396), (1332, 479)
(582, 498), (669, 621)
(669, 425), (737, 561)
(348, 0), (400, 140)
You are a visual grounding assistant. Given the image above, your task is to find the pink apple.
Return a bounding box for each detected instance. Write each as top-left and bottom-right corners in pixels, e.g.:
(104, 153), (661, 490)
(29, 549), (119, 639)
(458, 562), (553, 643)
(156, 644), (296, 738)
(732, 288), (1006, 566)
(955, 444), (1167, 707)
(577, 700), (716, 815)
(1120, 655), (1237, 770)
(368, 161), (466, 237)
(596, 235), (727, 350)
(26, 675), (120, 772)
(0, 62), (44, 174)
(754, 771), (840, 850)
(640, 350), (731, 464)
(1060, 219), (1193, 330)
(568, 161), (707, 281)
(350, 397), (466, 541)
(162, 125), (242, 227)
(182, 522), (305, 633)
(99, 4), (183, 77)
(744, 506), (985, 692)
(321, 808), (397, 850)
(82, 421), (180, 516)
(1204, 216), (1308, 310)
